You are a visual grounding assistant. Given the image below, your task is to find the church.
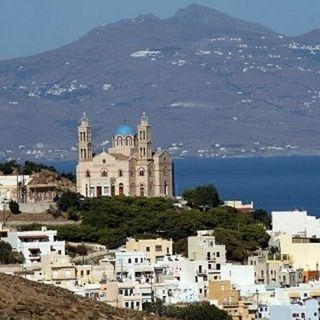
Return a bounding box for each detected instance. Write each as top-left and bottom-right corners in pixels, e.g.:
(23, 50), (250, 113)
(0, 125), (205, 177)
(76, 113), (174, 198)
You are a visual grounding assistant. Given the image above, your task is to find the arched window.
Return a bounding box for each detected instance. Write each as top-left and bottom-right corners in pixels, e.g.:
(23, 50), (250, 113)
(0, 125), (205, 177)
(139, 184), (145, 197)
(164, 181), (168, 196)
(130, 168), (135, 177)
(139, 168), (145, 177)
(126, 136), (132, 146)
(101, 170), (108, 177)
(85, 170), (91, 178)
(117, 136), (123, 147)
(119, 169), (123, 177)
(119, 183), (124, 195)
(163, 166), (168, 176)
(130, 183), (135, 192)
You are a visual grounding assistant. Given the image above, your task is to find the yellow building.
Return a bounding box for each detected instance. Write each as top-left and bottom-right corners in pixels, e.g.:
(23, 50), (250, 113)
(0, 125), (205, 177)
(276, 233), (320, 271)
(126, 238), (172, 264)
(76, 113), (173, 198)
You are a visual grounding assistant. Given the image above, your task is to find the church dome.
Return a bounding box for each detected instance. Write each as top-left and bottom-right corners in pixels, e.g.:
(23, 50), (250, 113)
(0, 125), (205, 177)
(116, 124), (135, 136)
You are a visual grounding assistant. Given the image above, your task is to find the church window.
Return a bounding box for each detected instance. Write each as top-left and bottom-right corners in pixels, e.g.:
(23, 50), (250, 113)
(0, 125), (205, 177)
(140, 148), (143, 158)
(90, 187), (95, 197)
(143, 131), (145, 140)
(139, 131), (143, 140)
(130, 169), (135, 177)
(164, 181), (168, 196)
(101, 170), (108, 177)
(117, 136), (123, 147)
(139, 168), (145, 177)
(139, 184), (145, 197)
(103, 186), (109, 195)
(163, 166), (168, 176)
(130, 183), (135, 192)
(102, 159), (106, 164)
(126, 137), (132, 146)
(119, 183), (124, 195)
(143, 148), (146, 156)
(119, 170), (123, 177)
(86, 170), (91, 178)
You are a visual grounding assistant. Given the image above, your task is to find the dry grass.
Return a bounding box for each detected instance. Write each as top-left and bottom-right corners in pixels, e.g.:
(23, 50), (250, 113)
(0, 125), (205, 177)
(0, 273), (165, 320)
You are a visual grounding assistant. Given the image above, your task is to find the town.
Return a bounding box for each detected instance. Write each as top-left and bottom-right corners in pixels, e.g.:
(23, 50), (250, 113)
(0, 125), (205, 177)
(0, 114), (318, 320)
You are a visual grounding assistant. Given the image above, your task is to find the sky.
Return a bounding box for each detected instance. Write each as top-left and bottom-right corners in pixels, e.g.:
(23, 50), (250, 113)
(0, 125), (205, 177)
(0, 0), (320, 61)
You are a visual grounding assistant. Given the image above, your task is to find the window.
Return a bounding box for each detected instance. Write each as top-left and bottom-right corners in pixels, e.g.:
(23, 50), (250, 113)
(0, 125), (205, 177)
(128, 258), (132, 264)
(101, 170), (108, 177)
(155, 245), (162, 252)
(139, 168), (145, 176)
(166, 247), (169, 254)
(135, 258), (138, 263)
(119, 183), (124, 195)
(216, 264), (221, 270)
(207, 252), (211, 260)
(119, 170), (123, 177)
(102, 159), (106, 164)
(86, 170), (91, 178)
(146, 247), (150, 252)
(216, 252), (220, 258)
(103, 186), (109, 195)
(86, 270), (90, 275)
(140, 184), (145, 197)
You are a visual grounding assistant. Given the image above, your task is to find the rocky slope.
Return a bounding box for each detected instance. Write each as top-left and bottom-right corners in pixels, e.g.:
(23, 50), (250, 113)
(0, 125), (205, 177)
(0, 273), (164, 320)
(1, 4), (320, 159)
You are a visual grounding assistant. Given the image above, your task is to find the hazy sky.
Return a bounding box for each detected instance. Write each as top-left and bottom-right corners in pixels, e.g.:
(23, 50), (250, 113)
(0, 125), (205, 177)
(1, 0), (320, 60)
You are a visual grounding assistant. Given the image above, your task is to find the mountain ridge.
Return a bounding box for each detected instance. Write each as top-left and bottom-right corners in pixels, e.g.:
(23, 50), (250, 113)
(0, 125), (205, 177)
(1, 4), (320, 160)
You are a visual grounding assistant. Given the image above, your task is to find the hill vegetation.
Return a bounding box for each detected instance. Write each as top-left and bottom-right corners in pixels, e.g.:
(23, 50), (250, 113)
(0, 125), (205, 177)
(20, 185), (270, 262)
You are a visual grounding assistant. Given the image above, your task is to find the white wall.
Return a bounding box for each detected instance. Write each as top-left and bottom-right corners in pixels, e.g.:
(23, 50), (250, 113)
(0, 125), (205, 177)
(272, 210), (320, 238)
(220, 264), (255, 286)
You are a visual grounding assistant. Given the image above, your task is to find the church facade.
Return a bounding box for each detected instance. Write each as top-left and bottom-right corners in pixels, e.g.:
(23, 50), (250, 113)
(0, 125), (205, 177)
(76, 113), (174, 198)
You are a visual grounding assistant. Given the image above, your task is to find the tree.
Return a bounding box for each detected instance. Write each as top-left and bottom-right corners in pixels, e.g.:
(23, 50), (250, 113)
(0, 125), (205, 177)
(56, 192), (82, 212)
(183, 185), (221, 211)
(0, 241), (24, 264)
(9, 201), (20, 215)
(144, 300), (231, 320)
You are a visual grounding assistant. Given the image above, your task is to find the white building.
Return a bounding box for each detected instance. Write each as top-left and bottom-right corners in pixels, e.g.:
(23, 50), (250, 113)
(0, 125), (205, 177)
(269, 299), (319, 320)
(272, 210), (320, 238)
(220, 264), (255, 286)
(188, 230), (226, 280)
(1, 226), (65, 265)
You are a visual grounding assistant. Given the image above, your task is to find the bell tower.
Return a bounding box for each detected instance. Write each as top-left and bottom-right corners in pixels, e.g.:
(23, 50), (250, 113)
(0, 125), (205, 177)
(137, 112), (152, 160)
(78, 113), (93, 161)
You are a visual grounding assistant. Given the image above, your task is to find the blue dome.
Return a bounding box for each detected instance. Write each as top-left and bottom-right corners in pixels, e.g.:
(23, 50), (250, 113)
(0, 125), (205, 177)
(116, 125), (135, 136)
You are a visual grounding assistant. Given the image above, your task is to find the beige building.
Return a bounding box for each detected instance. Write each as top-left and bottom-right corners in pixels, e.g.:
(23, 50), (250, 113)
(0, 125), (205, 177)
(188, 230), (226, 280)
(208, 280), (256, 320)
(76, 113), (173, 198)
(126, 238), (173, 264)
(276, 233), (320, 271)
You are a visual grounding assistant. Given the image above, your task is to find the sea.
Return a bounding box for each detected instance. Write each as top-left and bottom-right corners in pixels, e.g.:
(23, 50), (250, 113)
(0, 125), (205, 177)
(45, 156), (320, 215)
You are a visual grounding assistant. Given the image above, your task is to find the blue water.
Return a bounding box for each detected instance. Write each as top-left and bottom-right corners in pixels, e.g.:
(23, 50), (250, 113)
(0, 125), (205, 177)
(46, 157), (320, 215)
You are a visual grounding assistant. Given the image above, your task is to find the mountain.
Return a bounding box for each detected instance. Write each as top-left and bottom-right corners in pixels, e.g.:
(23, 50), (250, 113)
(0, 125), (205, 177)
(1, 4), (320, 160)
(0, 273), (163, 320)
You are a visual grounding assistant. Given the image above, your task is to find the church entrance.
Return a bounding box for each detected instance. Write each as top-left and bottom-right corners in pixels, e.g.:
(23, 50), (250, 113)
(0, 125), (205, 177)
(96, 186), (102, 197)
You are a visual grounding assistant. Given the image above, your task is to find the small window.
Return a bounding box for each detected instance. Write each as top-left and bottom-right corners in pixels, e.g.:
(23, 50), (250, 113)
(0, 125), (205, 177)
(119, 170), (123, 177)
(102, 159), (106, 164)
(146, 247), (150, 252)
(101, 170), (108, 177)
(139, 168), (145, 176)
(86, 170), (91, 178)
(155, 245), (162, 252)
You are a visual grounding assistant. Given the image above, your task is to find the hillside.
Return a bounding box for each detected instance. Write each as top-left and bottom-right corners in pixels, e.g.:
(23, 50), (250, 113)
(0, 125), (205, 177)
(1, 4), (320, 159)
(0, 273), (163, 320)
